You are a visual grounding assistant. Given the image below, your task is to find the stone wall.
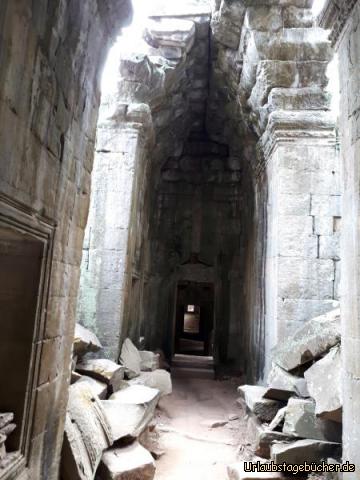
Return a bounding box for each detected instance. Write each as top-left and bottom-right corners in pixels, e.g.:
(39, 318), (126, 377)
(320, 0), (360, 476)
(209, 0), (340, 379)
(260, 113), (340, 374)
(0, 1), (131, 478)
(77, 0), (340, 380)
(77, 6), (214, 361)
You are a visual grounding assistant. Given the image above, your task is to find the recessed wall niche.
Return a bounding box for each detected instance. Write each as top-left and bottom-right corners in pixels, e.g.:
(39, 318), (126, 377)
(0, 198), (54, 479)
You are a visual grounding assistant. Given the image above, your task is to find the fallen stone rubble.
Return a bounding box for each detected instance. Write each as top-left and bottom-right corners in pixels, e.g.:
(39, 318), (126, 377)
(230, 309), (342, 479)
(0, 412), (17, 468)
(61, 325), (172, 480)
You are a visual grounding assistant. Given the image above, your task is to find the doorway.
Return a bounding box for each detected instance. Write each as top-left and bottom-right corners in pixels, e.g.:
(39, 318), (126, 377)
(175, 282), (214, 357)
(0, 225), (44, 453)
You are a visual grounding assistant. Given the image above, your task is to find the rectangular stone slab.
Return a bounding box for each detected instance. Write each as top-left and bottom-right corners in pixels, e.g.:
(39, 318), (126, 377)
(238, 385), (281, 422)
(97, 442), (155, 480)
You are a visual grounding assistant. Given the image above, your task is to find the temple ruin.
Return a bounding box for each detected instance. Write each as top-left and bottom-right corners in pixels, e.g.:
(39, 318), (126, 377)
(0, 0), (359, 478)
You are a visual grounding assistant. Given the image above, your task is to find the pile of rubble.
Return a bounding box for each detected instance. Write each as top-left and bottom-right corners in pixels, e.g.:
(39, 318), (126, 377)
(61, 324), (172, 480)
(229, 309), (342, 479)
(0, 413), (16, 469)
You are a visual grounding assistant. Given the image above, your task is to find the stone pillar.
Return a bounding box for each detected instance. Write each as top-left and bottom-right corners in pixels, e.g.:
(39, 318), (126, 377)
(320, 1), (360, 475)
(77, 104), (152, 360)
(259, 111), (340, 375)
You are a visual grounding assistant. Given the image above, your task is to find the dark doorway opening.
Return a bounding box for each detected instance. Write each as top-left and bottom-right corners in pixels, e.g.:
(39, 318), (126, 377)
(0, 225), (43, 453)
(175, 282), (214, 356)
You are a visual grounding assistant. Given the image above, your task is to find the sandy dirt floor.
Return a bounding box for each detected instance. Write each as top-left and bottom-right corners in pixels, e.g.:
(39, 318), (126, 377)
(151, 374), (248, 480)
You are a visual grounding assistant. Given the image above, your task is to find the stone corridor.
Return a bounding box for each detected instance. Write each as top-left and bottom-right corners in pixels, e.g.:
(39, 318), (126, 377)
(154, 366), (242, 480)
(0, 0), (360, 479)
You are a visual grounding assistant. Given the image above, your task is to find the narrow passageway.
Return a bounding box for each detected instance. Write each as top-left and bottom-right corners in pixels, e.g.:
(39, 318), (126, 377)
(153, 357), (246, 479)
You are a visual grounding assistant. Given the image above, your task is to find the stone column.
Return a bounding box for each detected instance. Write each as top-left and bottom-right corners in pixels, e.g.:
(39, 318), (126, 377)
(77, 104), (152, 360)
(320, 1), (360, 475)
(259, 111), (340, 375)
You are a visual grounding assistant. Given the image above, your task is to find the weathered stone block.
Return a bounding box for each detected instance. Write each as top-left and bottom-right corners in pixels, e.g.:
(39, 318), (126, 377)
(73, 323), (102, 357)
(119, 54), (152, 84)
(277, 258), (335, 300)
(283, 398), (342, 442)
(120, 338), (142, 379)
(247, 413), (295, 459)
(272, 308), (341, 371)
(267, 363), (309, 398)
(304, 345), (342, 423)
(283, 7), (313, 28)
(245, 6), (283, 32)
(271, 439), (342, 465)
(139, 351), (160, 372)
(98, 442), (155, 480)
(128, 370), (172, 396)
(267, 87), (330, 112)
(144, 18), (196, 58)
(102, 395), (159, 441)
(76, 359), (125, 391)
(278, 215), (318, 258)
(0, 413), (14, 430)
(77, 376), (108, 400)
(0, 434), (6, 460)
(249, 60), (328, 111)
(238, 385), (281, 422)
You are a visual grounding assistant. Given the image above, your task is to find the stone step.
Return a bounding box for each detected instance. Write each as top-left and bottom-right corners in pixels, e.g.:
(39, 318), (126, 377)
(171, 366), (214, 379)
(171, 354), (214, 369)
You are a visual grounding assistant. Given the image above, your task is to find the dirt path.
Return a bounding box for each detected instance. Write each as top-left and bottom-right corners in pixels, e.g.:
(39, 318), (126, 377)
(152, 374), (247, 480)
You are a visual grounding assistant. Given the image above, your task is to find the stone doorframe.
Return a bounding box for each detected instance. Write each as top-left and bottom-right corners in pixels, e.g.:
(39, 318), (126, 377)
(0, 193), (55, 480)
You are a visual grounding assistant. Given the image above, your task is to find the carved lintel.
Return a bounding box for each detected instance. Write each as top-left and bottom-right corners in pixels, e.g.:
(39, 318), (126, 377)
(318, 0), (358, 47)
